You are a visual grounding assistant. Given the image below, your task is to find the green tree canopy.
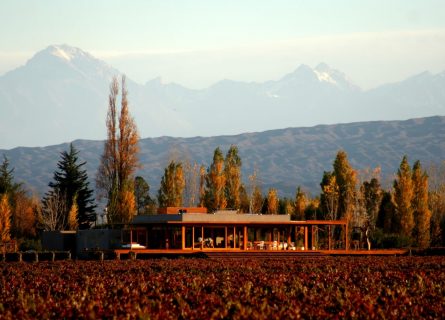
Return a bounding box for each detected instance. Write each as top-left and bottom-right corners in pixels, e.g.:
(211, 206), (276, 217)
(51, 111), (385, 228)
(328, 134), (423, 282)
(158, 161), (185, 207)
(46, 143), (96, 229)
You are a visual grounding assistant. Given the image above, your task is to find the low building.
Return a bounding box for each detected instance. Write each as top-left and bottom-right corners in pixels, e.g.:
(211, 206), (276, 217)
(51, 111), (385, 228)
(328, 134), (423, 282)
(125, 207), (348, 251)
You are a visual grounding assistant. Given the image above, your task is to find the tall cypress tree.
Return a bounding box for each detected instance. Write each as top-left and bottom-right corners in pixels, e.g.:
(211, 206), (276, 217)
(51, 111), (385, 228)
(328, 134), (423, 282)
(47, 144), (96, 229)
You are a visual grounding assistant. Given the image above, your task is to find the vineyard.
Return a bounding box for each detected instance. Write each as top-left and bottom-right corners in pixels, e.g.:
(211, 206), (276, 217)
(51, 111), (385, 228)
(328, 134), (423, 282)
(0, 256), (444, 319)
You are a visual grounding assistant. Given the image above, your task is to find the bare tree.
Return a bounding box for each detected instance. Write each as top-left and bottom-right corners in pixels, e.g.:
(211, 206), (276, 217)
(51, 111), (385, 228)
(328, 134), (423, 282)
(40, 189), (67, 231)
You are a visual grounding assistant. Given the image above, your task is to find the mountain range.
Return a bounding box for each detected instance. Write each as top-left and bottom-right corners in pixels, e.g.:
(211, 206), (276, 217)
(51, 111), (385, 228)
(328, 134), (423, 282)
(1, 44), (445, 149)
(1, 116), (445, 198)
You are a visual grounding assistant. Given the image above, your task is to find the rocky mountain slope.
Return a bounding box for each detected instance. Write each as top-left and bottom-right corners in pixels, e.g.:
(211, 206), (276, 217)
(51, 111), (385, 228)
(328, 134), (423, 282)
(1, 116), (444, 198)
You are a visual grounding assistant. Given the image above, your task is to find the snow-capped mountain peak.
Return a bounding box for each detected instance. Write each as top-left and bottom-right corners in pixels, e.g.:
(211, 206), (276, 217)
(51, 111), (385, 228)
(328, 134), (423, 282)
(46, 44), (86, 62)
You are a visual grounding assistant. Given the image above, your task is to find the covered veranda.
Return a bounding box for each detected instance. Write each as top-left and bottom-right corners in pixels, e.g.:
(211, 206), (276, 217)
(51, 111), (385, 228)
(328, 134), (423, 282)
(124, 209), (348, 252)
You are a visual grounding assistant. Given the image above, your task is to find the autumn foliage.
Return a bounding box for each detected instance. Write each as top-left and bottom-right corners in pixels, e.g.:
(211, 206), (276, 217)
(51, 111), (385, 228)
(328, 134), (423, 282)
(96, 76), (140, 224)
(0, 257), (443, 319)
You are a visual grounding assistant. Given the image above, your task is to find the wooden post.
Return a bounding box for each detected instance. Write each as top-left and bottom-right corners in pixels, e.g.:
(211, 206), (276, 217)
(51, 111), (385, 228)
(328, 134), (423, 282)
(224, 227), (228, 248)
(345, 223), (349, 251)
(243, 226), (248, 250)
(328, 225), (332, 250)
(181, 226), (186, 250)
(304, 226), (308, 250)
(233, 227), (236, 249)
(201, 226), (204, 250)
(192, 227), (195, 251)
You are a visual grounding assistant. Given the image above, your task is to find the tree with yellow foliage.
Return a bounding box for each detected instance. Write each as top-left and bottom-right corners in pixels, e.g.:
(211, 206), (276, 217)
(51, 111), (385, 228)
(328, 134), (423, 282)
(96, 76), (140, 225)
(67, 195), (79, 230)
(393, 156), (414, 243)
(158, 161), (185, 207)
(204, 148), (226, 212)
(412, 161), (431, 248)
(267, 188), (279, 214)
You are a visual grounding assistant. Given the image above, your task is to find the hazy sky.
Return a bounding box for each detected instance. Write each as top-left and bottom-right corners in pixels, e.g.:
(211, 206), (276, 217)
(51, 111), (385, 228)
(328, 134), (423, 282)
(1, 0), (444, 89)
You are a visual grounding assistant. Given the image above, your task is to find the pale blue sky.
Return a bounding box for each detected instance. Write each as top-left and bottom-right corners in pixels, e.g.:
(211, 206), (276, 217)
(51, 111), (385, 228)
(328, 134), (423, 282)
(1, 0), (444, 88)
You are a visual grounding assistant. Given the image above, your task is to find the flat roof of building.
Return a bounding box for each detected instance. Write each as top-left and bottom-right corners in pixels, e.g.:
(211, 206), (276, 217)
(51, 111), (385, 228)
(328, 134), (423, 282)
(131, 212), (346, 226)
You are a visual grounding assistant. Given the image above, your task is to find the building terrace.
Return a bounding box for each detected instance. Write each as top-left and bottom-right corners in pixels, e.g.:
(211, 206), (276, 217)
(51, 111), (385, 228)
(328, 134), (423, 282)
(123, 207), (349, 252)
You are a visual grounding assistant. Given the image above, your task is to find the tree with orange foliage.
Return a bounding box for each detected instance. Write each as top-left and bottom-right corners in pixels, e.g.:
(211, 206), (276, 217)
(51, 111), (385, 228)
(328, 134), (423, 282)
(267, 188), (279, 214)
(11, 192), (38, 238)
(96, 76), (140, 224)
(0, 194), (11, 242)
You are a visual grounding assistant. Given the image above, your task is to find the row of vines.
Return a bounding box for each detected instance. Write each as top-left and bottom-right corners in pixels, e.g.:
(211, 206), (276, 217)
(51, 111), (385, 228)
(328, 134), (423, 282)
(0, 256), (444, 319)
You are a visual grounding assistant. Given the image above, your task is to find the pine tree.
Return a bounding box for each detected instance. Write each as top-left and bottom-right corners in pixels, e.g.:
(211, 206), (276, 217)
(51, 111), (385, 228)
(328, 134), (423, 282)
(0, 156), (21, 196)
(47, 144), (96, 229)
(96, 76), (140, 225)
(224, 145), (242, 209)
(393, 155), (414, 242)
(204, 148), (226, 212)
(158, 161), (185, 207)
(0, 194), (11, 242)
(412, 161), (431, 248)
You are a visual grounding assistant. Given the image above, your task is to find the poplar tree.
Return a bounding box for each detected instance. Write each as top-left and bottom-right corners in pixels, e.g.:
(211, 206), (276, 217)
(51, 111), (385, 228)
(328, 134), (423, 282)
(158, 161), (185, 207)
(320, 171), (339, 220)
(204, 148), (226, 212)
(0, 194), (11, 242)
(251, 186), (263, 214)
(393, 155), (414, 242)
(224, 145), (242, 209)
(412, 161), (431, 248)
(267, 188), (279, 214)
(96, 76), (140, 225)
(362, 178), (383, 227)
(333, 150), (357, 222)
